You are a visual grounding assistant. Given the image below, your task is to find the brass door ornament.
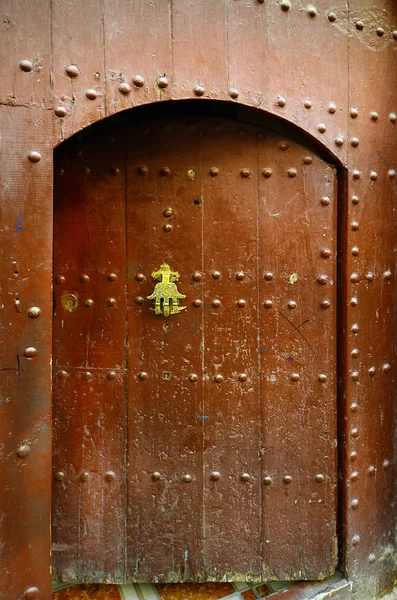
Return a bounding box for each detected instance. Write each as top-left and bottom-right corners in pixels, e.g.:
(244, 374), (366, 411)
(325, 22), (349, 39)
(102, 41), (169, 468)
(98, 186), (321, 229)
(147, 264), (186, 317)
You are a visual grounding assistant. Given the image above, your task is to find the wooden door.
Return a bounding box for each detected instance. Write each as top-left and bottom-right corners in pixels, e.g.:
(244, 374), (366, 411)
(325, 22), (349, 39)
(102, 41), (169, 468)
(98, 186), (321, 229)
(52, 115), (337, 584)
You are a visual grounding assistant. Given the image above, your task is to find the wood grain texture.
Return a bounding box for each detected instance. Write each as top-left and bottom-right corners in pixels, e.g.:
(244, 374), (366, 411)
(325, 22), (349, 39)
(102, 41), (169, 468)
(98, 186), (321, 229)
(0, 106), (53, 599)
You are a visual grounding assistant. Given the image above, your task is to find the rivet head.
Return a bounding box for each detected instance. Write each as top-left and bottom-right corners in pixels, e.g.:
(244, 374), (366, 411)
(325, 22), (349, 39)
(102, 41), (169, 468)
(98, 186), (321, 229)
(237, 299), (246, 308)
(388, 169), (396, 179)
(55, 106), (67, 118)
(138, 371), (148, 380)
(119, 82), (131, 95)
(351, 195), (359, 205)
(328, 102), (336, 113)
(107, 297), (116, 307)
(352, 535), (360, 547)
(321, 248), (332, 258)
(183, 473), (192, 482)
(335, 136), (344, 146)
(368, 367), (376, 376)
(351, 323), (359, 333)
(24, 347), (37, 358)
(263, 476), (272, 485)
(157, 76), (168, 88)
(212, 299), (221, 309)
(136, 165), (148, 176)
(318, 124), (326, 134)
(276, 96), (286, 107)
(55, 275), (65, 284)
(85, 88), (97, 100)
(192, 271), (202, 281)
(189, 373), (198, 382)
(27, 306), (41, 318)
(229, 87), (239, 99)
(370, 111), (379, 121)
(351, 348), (359, 358)
(370, 171), (378, 181)
(303, 156), (313, 165)
(107, 272), (118, 282)
(239, 373), (248, 382)
(214, 374), (224, 383)
(291, 373), (300, 382)
(212, 271), (221, 280)
(393, 31), (397, 40)
(351, 428), (359, 438)
(320, 299), (331, 309)
(264, 272), (274, 281)
(28, 151), (41, 163)
(209, 166), (219, 177)
(24, 587), (39, 600)
(328, 12), (337, 22)
(104, 471), (116, 481)
(383, 270), (392, 280)
(355, 20), (364, 31)
(318, 374), (327, 383)
(104, 370), (117, 381)
(304, 100), (312, 109)
(283, 475), (292, 484)
(264, 300), (273, 309)
(280, 0), (291, 10)
(315, 474), (324, 483)
(320, 196), (331, 206)
(287, 168), (297, 178)
(350, 451), (358, 462)
(79, 274), (90, 283)
(350, 297), (358, 307)
(80, 472), (89, 482)
(352, 170), (361, 180)
(152, 472), (161, 480)
(19, 60), (33, 72)
(240, 168), (251, 178)
(163, 207), (173, 217)
(350, 137), (359, 147)
(368, 553), (376, 564)
(351, 499), (359, 509)
(164, 224), (173, 232)
(65, 64), (79, 77)
(317, 274), (328, 285)
(236, 271), (245, 280)
(350, 273), (359, 283)
(194, 84), (205, 97)
(82, 371), (93, 380)
(350, 403), (359, 412)
(350, 107), (359, 118)
(351, 246), (359, 256)
(241, 473), (251, 482)
(351, 471), (359, 481)
(307, 5), (317, 17)
(193, 299), (202, 307)
(134, 296), (145, 306)
(263, 168), (272, 178)
(287, 300), (296, 309)
(368, 465), (376, 475)
(389, 112), (397, 123)
(80, 166), (91, 176)
(382, 363), (391, 373)
(351, 371), (359, 381)
(383, 459), (391, 470)
(84, 298), (94, 308)
(351, 220), (359, 231)
(55, 471), (65, 481)
(211, 471), (221, 481)
(280, 141), (289, 151)
(57, 370), (68, 379)
(160, 166), (171, 177)
(16, 444), (31, 458)
(133, 75), (145, 87)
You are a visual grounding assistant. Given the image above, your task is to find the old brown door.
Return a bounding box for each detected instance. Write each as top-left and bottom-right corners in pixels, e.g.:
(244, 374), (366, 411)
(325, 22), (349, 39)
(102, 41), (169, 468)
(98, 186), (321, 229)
(52, 114), (338, 584)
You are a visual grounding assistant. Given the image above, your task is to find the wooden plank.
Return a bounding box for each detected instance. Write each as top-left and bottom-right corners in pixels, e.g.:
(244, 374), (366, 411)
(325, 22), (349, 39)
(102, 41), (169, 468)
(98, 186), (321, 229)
(258, 132), (337, 579)
(0, 0), (51, 107)
(104, 0), (172, 115)
(52, 0), (105, 143)
(202, 119), (261, 579)
(172, 0), (228, 100)
(0, 106), (52, 599)
(126, 118), (204, 581)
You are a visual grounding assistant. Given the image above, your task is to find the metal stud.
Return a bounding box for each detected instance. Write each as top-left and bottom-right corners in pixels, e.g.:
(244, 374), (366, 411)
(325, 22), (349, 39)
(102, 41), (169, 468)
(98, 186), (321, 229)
(82, 371), (93, 381)
(393, 31), (397, 40)
(240, 168), (251, 178)
(110, 167), (120, 176)
(55, 471), (65, 481)
(352, 535), (360, 547)
(318, 374), (327, 383)
(28, 151), (41, 163)
(303, 156), (313, 165)
(328, 102), (336, 113)
(24, 347), (37, 358)
(351, 323), (359, 334)
(320, 196), (331, 206)
(383, 459), (390, 470)
(317, 274), (328, 285)
(189, 374), (198, 382)
(57, 370), (68, 380)
(321, 248), (332, 258)
(370, 111), (379, 121)
(237, 299), (246, 308)
(55, 106), (67, 118)
(229, 88), (239, 99)
(212, 299), (221, 309)
(351, 220), (359, 231)
(318, 124), (326, 134)
(335, 136), (344, 146)
(106, 371), (117, 381)
(351, 428), (359, 438)
(350, 137), (359, 147)
(80, 166), (91, 175)
(211, 471), (221, 481)
(291, 373), (300, 382)
(241, 473), (251, 482)
(263, 168), (272, 178)
(85, 89), (97, 100)
(236, 272), (245, 280)
(368, 465), (376, 475)
(352, 170), (361, 179)
(351, 246), (359, 256)
(133, 75), (144, 87)
(304, 100), (312, 109)
(27, 307), (41, 318)
(370, 171), (378, 181)
(84, 299), (94, 308)
(16, 444), (31, 458)
(351, 349), (359, 358)
(388, 169), (396, 179)
(194, 84), (205, 96)
(351, 371), (359, 381)
(350, 107), (359, 118)
(350, 273), (360, 283)
(138, 371), (148, 380)
(280, 141), (289, 151)
(212, 271), (221, 279)
(276, 96), (286, 107)
(105, 471), (116, 481)
(136, 165), (148, 176)
(163, 208), (173, 217)
(351, 499), (359, 509)
(239, 373), (248, 382)
(368, 554), (376, 564)
(107, 297), (116, 307)
(287, 168), (297, 178)
(193, 299), (202, 307)
(66, 64), (79, 77)
(383, 270), (392, 280)
(382, 363), (391, 373)
(355, 21), (364, 31)
(119, 82), (131, 95)
(283, 475), (292, 484)
(307, 5), (317, 17)
(350, 403), (359, 412)
(214, 374), (224, 383)
(209, 166), (219, 177)
(287, 300), (296, 309)
(80, 472), (89, 482)
(164, 224), (173, 232)
(264, 272), (274, 280)
(351, 471), (359, 481)
(350, 297), (358, 307)
(80, 274), (90, 283)
(157, 76), (169, 89)
(24, 587), (39, 600)
(263, 476), (272, 485)
(280, 0), (291, 10)
(19, 60), (33, 72)
(152, 472), (161, 480)
(350, 452), (358, 462)
(183, 473), (192, 482)
(315, 474), (324, 483)
(160, 167), (171, 177)
(351, 195), (359, 205)
(264, 300), (273, 309)
(368, 367), (376, 377)
(320, 299), (331, 309)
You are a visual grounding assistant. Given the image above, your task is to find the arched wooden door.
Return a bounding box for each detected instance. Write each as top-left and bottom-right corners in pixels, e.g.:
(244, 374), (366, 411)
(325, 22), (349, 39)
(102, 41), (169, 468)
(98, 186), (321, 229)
(52, 115), (338, 584)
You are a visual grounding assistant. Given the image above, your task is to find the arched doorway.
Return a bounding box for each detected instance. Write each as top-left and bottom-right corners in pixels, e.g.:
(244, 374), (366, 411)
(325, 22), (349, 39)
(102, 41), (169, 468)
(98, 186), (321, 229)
(52, 106), (338, 585)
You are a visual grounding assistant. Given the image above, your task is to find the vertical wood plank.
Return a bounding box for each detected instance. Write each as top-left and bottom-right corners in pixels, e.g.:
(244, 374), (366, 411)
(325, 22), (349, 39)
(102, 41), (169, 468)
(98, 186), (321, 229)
(103, 0), (172, 116)
(0, 106), (52, 599)
(172, 0), (228, 100)
(0, 0), (51, 107)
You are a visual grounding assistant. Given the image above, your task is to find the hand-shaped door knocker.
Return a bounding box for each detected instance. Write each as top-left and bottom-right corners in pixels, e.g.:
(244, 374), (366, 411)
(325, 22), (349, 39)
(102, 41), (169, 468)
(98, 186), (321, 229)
(147, 264), (187, 317)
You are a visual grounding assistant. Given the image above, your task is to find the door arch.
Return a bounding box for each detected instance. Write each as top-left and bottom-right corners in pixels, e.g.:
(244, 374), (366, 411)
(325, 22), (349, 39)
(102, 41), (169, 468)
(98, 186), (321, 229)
(52, 107), (338, 584)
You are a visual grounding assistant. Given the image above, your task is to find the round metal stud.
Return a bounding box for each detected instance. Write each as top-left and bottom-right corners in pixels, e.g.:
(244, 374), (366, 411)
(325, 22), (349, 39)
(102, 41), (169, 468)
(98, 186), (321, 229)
(317, 274), (328, 285)
(132, 75), (144, 87)
(240, 168), (251, 178)
(321, 248), (332, 258)
(84, 299), (94, 308)
(82, 371), (93, 381)
(280, 0), (291, 10)
(160, 167), (171, 177)
(351, 220), (359, 231)
(320, 196), (331, 206)
(351, 246), (359, 256)
(107, 298), (116, 307)
(351, 371), (359, 381)
(283, 475), (292, 484)
(24, 587), (39, 600)
(352, 170), (361, 180)
(276, 96), (286, 107)
(134, 297), (145, 306)
(351, 323), (359, 334)
(136, 165), (148, 176)
(351, 349), (359, 358)
(291, 373), (300, 382)
(194, 84), (205, 97)
(368, 367), (376, 377)
(368, 553), (376, 564)
(307, 5), (317, 17)
(80, 472), (89, 482)
(189, 373), (198, 382)
(193, 299), (202, 307)
(280, 141), (289, 151)
(105, 471), (116, 481)
(350, 403), (359, 412)
(355, 20), (364, 31)
(106, 273), (117, 283)
(328, 102), (337, 113)
(388, 169), (396, 179)
(383, 270), (392, 280)
(28, 151), (41, 163)
(212, 299), (221, 309)
(65, 64), (79, 77)
(239, 373), (248, 382)
(79, 274), (90, 283)
(382, 363), (391, 373)
(351, 428), (359, 438)
(351, 499), (359, 509)
(320, 299), (331, 309)
(350, 297), (358, 307)
(318, 374), (327, 383)
(55, 471), (65, 481)
(138, 371), (148, 380)
(236, 271), (245, 280)
(350, 273), (360, 283)
(163, 208), (173, 218)
(315, 474), (324, 483)
(383, 459), (390, 470)
(16, 444), (31, 458)
(335, 136), (344, 146)
(241, 473), (251, 482)
(375, 27), (384, 36)
(55, 106), (67, 118)
(350, 107), (359, 118)
(237, 299), (246, 308)
(370, 171), (378, 181)
(264, 272), (274, 281)
(19, 60), (33, 72)
(192, 271), (202, 282)
(263, 476), (272, 485)
(211, 471), (221, 481)
(351, 195), (359, 205)
(393, 31), (397, 40)
(264, 300), (273, 309)
(209, 166), (219, 177)
(24, 347), (37, 358)
(303, 156), (313, 165)
(287, 168), (297, 178)
(370, 111), (379, 121)
(304, 100), (312, 109)
(85, 89), (97, 100)
(350, 452), (358, 462)
(287, 301), (296, 309)
(27, 306), (42, 318)
(57, 370), (68, 380)
(352, 535), (360, 547)
(318, 124), (326, 133)
(119, 82), (131, 95)
(152, 472), (161, 480)
(368, 465), (376, 475)
(183, 473), (192, 482)
(366, 272), (374, 282)
(351, 471), (359, 482)
(212, 271), (221, 280)
(158, 76), (168, 89)
(164, 224), (173, 232)
(389, 112), (397, 122)
(263, 168), (272, 178)
(55, 275), (65, 284)
(110, 167), (120, 176)
(229, 88), (239, 99)
(214, 374), (224, 383)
